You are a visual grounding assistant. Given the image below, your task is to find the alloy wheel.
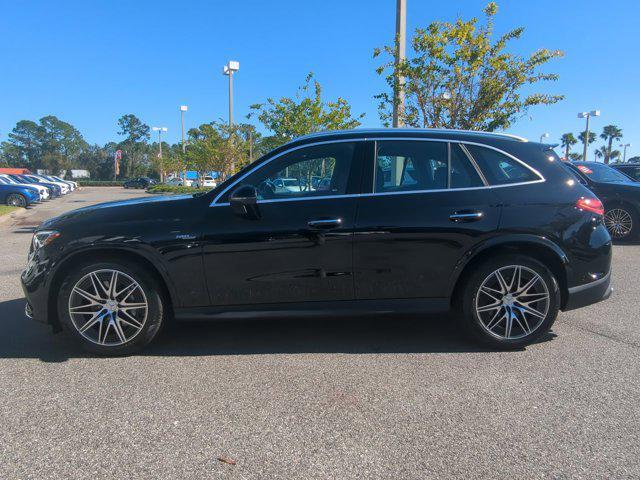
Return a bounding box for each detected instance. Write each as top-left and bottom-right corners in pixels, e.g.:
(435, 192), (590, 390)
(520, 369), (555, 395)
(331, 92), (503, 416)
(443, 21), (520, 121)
(7, 194), (26, 207)
(475, 265), (550, 340)
(604, 208), (633, 239)
(68, 269), (148, 346)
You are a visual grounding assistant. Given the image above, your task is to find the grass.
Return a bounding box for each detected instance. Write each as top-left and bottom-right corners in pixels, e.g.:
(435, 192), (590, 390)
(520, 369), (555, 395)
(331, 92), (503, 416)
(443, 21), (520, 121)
(146, 184), (210, 194)
(0, 205), (19, 216)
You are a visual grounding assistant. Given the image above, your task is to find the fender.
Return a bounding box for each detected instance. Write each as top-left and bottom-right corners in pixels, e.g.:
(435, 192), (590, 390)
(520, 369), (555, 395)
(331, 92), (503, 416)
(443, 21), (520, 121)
(447, 233), (570, 298)
(47, 241), (180, 309)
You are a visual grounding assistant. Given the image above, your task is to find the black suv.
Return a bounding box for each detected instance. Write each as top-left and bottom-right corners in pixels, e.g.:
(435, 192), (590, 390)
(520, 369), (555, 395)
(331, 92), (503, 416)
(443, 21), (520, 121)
(123, 177), (155, 189)
(611, 162), (640, 182)
(22, 129), (612, 355)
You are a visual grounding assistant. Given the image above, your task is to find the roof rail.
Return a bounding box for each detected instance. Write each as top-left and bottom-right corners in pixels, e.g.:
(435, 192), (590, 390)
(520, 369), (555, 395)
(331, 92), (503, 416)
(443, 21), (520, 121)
(294, 128), (529, 143)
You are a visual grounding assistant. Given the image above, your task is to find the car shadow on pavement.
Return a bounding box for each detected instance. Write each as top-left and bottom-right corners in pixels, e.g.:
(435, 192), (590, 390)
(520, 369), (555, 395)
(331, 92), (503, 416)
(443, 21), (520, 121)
(0, 298), (556, 362)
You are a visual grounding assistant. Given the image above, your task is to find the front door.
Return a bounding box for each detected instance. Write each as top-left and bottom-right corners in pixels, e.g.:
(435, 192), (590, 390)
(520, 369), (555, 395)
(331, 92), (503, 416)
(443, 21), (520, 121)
(202, 141), (364, 306)
(354, 140), (501, 300)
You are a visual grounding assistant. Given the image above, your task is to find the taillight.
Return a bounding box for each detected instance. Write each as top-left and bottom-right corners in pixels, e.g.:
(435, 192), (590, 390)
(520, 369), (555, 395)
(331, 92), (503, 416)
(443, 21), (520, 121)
(576, 197), (604, 216)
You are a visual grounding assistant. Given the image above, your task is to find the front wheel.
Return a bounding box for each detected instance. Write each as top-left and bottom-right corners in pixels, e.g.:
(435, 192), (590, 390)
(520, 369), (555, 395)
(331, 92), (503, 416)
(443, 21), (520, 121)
(58, 259), (165, 355)
(6, 193), (27, 207)
(459, 255), (560, 349)
(604, 206), (637, 240)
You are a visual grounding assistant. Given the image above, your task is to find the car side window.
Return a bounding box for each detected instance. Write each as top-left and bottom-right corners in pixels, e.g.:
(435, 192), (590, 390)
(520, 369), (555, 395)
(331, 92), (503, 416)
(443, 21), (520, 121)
(466, 144), (541, 185)
(225, 142), (356, 201)
(375, 141), (448, 192)
(450, 144), (484, 188)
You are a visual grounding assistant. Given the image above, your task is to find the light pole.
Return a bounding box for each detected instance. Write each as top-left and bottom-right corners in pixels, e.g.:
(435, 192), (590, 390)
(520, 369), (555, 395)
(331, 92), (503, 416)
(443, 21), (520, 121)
(180, 106), (188, 182)
(540, 133), (549, 143)
(223, 60), (240, 173)
(578, 110), (600, 161)
(620, 143), (631, 162)
(152, 127), (168, 182)
(392, 0), (407, 128)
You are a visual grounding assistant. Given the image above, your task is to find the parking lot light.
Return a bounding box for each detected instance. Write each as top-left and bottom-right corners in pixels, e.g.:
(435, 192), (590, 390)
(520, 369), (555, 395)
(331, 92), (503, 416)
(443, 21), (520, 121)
(578, 110), (600, 161)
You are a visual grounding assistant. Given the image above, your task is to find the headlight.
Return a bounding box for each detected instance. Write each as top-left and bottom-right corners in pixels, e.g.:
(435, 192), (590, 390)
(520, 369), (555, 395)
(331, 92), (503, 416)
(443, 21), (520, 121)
(31, 230), (61, 251)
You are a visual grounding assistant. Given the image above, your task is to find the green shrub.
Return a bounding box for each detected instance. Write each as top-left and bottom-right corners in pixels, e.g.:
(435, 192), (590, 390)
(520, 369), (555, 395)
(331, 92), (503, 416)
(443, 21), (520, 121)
(78, 180), (124, 187)
(146, 184), (210, 194)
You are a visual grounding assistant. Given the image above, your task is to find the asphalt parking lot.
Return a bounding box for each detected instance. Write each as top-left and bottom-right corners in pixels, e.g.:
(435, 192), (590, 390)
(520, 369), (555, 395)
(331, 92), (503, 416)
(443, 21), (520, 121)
(1, 187), (639, 479)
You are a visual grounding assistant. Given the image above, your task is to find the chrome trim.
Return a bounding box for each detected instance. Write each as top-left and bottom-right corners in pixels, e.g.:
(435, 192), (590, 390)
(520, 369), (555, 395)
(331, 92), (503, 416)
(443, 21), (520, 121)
(210, 137), (545, 207)
(459, 143), (489, 186)
(450, 212), (483, 219)
(567, 270), (611, 294)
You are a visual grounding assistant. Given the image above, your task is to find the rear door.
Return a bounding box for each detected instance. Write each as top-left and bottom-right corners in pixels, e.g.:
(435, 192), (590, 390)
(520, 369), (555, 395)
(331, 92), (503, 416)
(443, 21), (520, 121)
(353, 140), (501, 300)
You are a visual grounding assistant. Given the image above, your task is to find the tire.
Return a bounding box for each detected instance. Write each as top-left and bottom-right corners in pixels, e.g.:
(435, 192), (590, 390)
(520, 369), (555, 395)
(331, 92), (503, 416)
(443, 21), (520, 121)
(604, 205), (637, 241)
(458, 254), (560, 350)
(6, 193), (27, 208)
(57, 258), (165, 355)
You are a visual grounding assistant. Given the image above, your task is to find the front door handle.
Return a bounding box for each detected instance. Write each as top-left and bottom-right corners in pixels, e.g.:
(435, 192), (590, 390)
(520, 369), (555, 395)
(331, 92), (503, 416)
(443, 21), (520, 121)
(307, 218), (342, 230)
(449, 211), (484, 223)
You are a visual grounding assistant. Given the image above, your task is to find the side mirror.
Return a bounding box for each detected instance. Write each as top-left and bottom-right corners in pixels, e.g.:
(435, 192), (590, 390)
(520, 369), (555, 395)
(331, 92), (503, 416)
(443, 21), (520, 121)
(229, 185), (260, 219)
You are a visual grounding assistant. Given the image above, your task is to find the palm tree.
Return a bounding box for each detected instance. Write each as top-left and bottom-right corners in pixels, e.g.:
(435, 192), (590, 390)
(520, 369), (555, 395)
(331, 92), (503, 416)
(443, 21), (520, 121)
(560, 133), (577, 160)
(599, 125), (623, 164)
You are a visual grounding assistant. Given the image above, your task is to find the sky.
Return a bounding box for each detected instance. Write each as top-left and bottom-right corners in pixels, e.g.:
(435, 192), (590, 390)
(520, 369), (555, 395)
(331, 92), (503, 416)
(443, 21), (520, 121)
(1, 0), (639, 160)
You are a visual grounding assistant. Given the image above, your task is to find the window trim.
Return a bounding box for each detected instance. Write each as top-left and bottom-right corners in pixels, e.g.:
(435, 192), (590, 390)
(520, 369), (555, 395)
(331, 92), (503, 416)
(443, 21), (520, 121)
(210, 137), (545, 207)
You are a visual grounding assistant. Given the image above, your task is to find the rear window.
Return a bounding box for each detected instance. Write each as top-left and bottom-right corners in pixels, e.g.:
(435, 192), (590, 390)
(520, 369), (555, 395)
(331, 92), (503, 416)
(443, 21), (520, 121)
(466, 145), (541, 185)
(575, 163), (634, 183)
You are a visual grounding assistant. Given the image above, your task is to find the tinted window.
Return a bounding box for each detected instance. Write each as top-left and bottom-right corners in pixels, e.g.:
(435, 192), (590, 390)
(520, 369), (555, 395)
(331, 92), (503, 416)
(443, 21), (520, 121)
(234, 142), (356, 201)
(619, 166), (640, 181)
(574, 163), (632, 183)
(375, 141), (448, 193)
(450, 144), (484, 188)
(466, 145), (540, 185)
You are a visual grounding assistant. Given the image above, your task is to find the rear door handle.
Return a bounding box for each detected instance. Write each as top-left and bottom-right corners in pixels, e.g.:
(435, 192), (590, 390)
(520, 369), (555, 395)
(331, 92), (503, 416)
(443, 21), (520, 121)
(307, 218), (342, 230)
(449, 211), (484, 223)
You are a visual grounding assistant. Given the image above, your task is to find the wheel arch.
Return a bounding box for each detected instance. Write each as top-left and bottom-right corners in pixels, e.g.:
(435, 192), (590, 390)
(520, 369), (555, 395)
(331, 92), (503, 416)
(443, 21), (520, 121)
(47, 247), (176, 330)
(449, 236), (570, 310)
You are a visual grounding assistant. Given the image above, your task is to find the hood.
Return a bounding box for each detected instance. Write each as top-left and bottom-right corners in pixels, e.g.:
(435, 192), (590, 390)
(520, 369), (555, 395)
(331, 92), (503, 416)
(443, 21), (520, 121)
(40, 193), (196, 229)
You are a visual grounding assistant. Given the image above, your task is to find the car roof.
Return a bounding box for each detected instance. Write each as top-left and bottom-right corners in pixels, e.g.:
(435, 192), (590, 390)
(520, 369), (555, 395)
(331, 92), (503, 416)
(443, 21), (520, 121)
(293, 128), (528, 144)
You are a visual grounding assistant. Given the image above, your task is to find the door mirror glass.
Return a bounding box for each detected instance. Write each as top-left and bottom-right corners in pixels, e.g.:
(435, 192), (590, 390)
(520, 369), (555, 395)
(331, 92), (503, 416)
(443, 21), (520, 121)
(230, 184), (260, 219)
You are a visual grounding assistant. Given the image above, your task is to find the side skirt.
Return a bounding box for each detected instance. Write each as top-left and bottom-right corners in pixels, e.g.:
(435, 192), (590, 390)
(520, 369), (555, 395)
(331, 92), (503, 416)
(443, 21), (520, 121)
(174, 298), (450, 322)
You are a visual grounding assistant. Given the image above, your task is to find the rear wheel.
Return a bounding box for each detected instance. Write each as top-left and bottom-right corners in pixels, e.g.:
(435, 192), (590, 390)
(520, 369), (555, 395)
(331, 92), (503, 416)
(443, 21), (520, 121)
(6, 193), (27, 207)
(460, 255), (560, 349)
(58, 259), (165, 355)
(604, 206), (637, 240)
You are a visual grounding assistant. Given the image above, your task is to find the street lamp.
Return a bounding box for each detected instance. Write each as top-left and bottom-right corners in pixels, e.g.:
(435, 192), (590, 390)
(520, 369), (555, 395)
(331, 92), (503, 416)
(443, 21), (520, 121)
(620, 143), (632, 162)
(152, 127), (168, 181)
(392, 0), (407, 128)
(577, 110), (600, 161)
(179, 106), (188, 182)
(540, 132), (549, 143)
(223, 61), (240, 127)
(223, 60), (239, 172)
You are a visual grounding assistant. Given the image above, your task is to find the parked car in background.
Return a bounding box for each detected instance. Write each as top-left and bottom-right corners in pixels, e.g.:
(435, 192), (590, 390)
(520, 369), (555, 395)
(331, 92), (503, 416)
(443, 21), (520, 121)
(166, 177), (193, 187)
(193, 176), (217, 188)
(9, 175), (62, 198)
(0, 174), (49, 201)
(610, 162), (640, 182)
(564, 161), (640, 240)
(24, 174), (70, 195)
(0, 182), (40, 207)
(46, 175), (78, 191)
(22, 129), (612, 355)
(123, 177), (155, 189)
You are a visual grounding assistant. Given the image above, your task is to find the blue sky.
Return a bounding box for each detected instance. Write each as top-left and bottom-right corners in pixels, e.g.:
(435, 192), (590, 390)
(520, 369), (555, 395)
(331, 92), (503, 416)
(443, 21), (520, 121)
(1, 0), (639, 159)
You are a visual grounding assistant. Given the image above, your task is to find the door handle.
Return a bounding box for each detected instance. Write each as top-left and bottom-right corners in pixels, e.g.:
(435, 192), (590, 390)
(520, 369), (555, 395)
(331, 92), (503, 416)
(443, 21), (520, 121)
(449, 211), (484, 223)
(307, 218), (342, 230)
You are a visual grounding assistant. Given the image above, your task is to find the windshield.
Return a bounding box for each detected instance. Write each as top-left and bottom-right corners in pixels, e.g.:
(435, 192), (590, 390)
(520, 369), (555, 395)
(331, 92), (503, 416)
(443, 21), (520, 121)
(574, 163), (633, 183)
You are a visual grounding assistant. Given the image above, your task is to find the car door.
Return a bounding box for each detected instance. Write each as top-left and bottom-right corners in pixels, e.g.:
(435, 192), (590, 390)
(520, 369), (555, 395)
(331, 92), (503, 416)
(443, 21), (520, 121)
(353, 139), (501, 300)
(201, 140), (365, 306)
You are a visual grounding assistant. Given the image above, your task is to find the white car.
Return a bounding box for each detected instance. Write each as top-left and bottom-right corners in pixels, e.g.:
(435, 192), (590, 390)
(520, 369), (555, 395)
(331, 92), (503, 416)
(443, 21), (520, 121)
(26, 175), (70, 194)
(194, 176), (217, 188)
(166, 177), (193, 187)
(0, 174), (49, 200)
(50, 175), (78, 191)
(274, 177), (303, 193)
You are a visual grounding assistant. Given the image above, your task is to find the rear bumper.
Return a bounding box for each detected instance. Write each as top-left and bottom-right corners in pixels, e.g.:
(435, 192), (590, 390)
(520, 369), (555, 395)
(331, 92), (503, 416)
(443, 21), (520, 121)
(564, 270), (612, 311)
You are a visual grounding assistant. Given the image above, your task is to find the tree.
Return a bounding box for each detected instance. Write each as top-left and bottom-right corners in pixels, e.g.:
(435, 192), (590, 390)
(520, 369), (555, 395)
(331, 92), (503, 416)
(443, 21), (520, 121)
(560, 133), (577, 161)
(4, 116), (87, 173)
(249, 73), (364, 148)
(594, 146), (620, 162)
(628, 156), (640, 163)
(599, 125), (623, 164)
(117, 114), (150, 177)
(578, 130), (596, 150)
(373, 2), (564, 130)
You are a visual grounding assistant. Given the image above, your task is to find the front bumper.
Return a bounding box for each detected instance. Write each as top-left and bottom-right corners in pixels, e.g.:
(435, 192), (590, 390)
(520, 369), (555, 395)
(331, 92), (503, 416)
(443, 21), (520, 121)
(564, 270), (612, 311)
